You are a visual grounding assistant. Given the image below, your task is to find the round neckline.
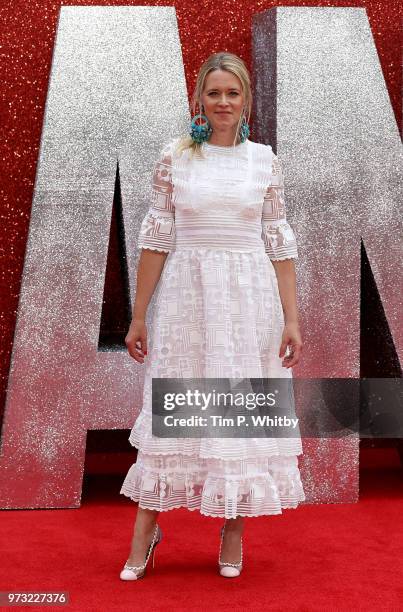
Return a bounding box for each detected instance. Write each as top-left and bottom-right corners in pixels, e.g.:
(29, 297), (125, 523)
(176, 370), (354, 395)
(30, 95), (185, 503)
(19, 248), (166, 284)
(203, 139), (249, 149)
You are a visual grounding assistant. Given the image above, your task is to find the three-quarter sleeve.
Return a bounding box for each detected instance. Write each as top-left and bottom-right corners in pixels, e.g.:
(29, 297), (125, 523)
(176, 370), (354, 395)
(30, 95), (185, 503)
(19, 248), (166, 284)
(261, 152), (298, 261)
(137, 142), (176, 253)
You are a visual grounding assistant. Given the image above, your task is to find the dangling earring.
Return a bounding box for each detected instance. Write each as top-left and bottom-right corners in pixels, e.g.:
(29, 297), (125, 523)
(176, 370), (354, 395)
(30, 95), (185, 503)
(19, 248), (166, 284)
(189, 104), (212, 144)
(239, 112), (250, 143)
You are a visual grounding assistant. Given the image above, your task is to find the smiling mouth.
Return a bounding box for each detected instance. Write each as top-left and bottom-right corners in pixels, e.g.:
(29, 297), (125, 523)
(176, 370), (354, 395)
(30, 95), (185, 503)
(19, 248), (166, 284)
(216, 112), (232, 114)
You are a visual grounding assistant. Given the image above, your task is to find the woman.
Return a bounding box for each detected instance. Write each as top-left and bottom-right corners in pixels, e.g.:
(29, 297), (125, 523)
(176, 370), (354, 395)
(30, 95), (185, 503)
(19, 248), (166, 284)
(119, 51), (305, 580)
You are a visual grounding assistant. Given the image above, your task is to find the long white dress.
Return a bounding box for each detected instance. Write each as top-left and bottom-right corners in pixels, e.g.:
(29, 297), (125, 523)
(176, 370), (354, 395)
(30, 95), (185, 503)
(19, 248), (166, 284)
(120, 136), (306, 518)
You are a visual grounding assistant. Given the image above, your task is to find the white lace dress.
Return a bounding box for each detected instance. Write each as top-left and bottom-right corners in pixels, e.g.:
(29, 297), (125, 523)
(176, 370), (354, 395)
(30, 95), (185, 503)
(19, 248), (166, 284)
(120, 136), (306, 518)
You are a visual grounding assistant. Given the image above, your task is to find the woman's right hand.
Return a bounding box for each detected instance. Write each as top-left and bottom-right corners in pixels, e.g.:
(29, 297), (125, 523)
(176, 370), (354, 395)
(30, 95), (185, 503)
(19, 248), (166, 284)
(125, 318), (148, 364)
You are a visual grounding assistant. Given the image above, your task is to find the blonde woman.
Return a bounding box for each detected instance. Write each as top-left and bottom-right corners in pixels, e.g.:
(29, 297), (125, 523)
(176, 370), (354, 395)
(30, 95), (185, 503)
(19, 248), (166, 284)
(120, 51), (305, 580)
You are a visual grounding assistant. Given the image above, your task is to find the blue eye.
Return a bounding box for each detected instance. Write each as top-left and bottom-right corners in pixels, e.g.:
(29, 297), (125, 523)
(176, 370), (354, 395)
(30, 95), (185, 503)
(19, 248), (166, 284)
(207, 91), (239, 96)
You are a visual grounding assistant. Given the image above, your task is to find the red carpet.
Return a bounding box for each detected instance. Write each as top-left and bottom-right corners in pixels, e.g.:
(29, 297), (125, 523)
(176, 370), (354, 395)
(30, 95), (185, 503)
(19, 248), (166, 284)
(0, 447), (402, 611)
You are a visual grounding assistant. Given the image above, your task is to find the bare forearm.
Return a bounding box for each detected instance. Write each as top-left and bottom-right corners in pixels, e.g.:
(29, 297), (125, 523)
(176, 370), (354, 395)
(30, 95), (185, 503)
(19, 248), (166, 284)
(271, 259), (299, 324)
(132, 249), (168, 320)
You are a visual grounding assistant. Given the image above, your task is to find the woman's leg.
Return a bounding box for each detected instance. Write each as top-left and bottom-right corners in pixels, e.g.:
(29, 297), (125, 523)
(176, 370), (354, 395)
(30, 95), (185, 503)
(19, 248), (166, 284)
(219, 516), (244, 563)
(126, 506), (160, 566)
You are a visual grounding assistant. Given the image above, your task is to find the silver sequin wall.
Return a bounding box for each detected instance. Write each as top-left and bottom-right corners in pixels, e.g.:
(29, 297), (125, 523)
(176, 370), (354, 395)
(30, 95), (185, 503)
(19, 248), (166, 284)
(1, 6), (401, 508)
(252, 7), (402, 503)
(0, 6), (190, 508)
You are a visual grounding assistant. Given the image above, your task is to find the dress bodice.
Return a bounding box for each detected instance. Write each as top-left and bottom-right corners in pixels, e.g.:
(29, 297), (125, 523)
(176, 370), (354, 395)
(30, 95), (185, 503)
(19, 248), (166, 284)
(136, 136), (299, 260)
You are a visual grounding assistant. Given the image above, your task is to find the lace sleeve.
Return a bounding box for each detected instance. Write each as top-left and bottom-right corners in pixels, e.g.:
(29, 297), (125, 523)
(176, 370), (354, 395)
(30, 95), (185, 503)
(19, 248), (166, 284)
(137, 142), (176, 253)
(261, 152), (298, 261)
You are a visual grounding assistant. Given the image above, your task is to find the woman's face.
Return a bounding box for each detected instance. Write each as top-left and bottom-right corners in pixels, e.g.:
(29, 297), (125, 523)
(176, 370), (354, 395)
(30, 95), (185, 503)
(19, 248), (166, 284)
(200, 69), (245, 136)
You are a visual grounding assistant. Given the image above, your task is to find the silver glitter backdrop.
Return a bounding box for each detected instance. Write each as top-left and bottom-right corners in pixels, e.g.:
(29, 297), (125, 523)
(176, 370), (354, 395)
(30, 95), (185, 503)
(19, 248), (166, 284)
(0, 6), (190, 508)
(2, 6), (400, 509)
(252, 7), (402, 502)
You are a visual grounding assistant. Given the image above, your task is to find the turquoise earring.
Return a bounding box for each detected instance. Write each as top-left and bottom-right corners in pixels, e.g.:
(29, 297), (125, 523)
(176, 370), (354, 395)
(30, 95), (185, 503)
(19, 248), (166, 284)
(239, 114), (250, 143)
(189, 105), (212, 144)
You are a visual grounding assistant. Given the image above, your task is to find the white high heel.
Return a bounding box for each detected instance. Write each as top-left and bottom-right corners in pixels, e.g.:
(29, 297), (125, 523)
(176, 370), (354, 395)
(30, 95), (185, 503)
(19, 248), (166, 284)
(120, 523), (163, 581)
(218, 522), (243, 577)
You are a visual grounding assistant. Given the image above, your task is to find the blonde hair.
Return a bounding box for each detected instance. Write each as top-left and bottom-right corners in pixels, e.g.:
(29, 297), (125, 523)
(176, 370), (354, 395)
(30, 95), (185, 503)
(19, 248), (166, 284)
(175, 51), (252, 159)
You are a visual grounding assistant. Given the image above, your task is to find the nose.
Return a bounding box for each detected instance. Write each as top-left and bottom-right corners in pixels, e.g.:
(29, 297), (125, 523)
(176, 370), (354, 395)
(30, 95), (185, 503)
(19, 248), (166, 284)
(217, 94), (230, 106)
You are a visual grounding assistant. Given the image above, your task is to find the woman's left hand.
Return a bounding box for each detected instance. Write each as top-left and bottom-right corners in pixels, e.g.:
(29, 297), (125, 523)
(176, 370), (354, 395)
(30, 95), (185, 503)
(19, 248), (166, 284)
(279, 322), (303, 368)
